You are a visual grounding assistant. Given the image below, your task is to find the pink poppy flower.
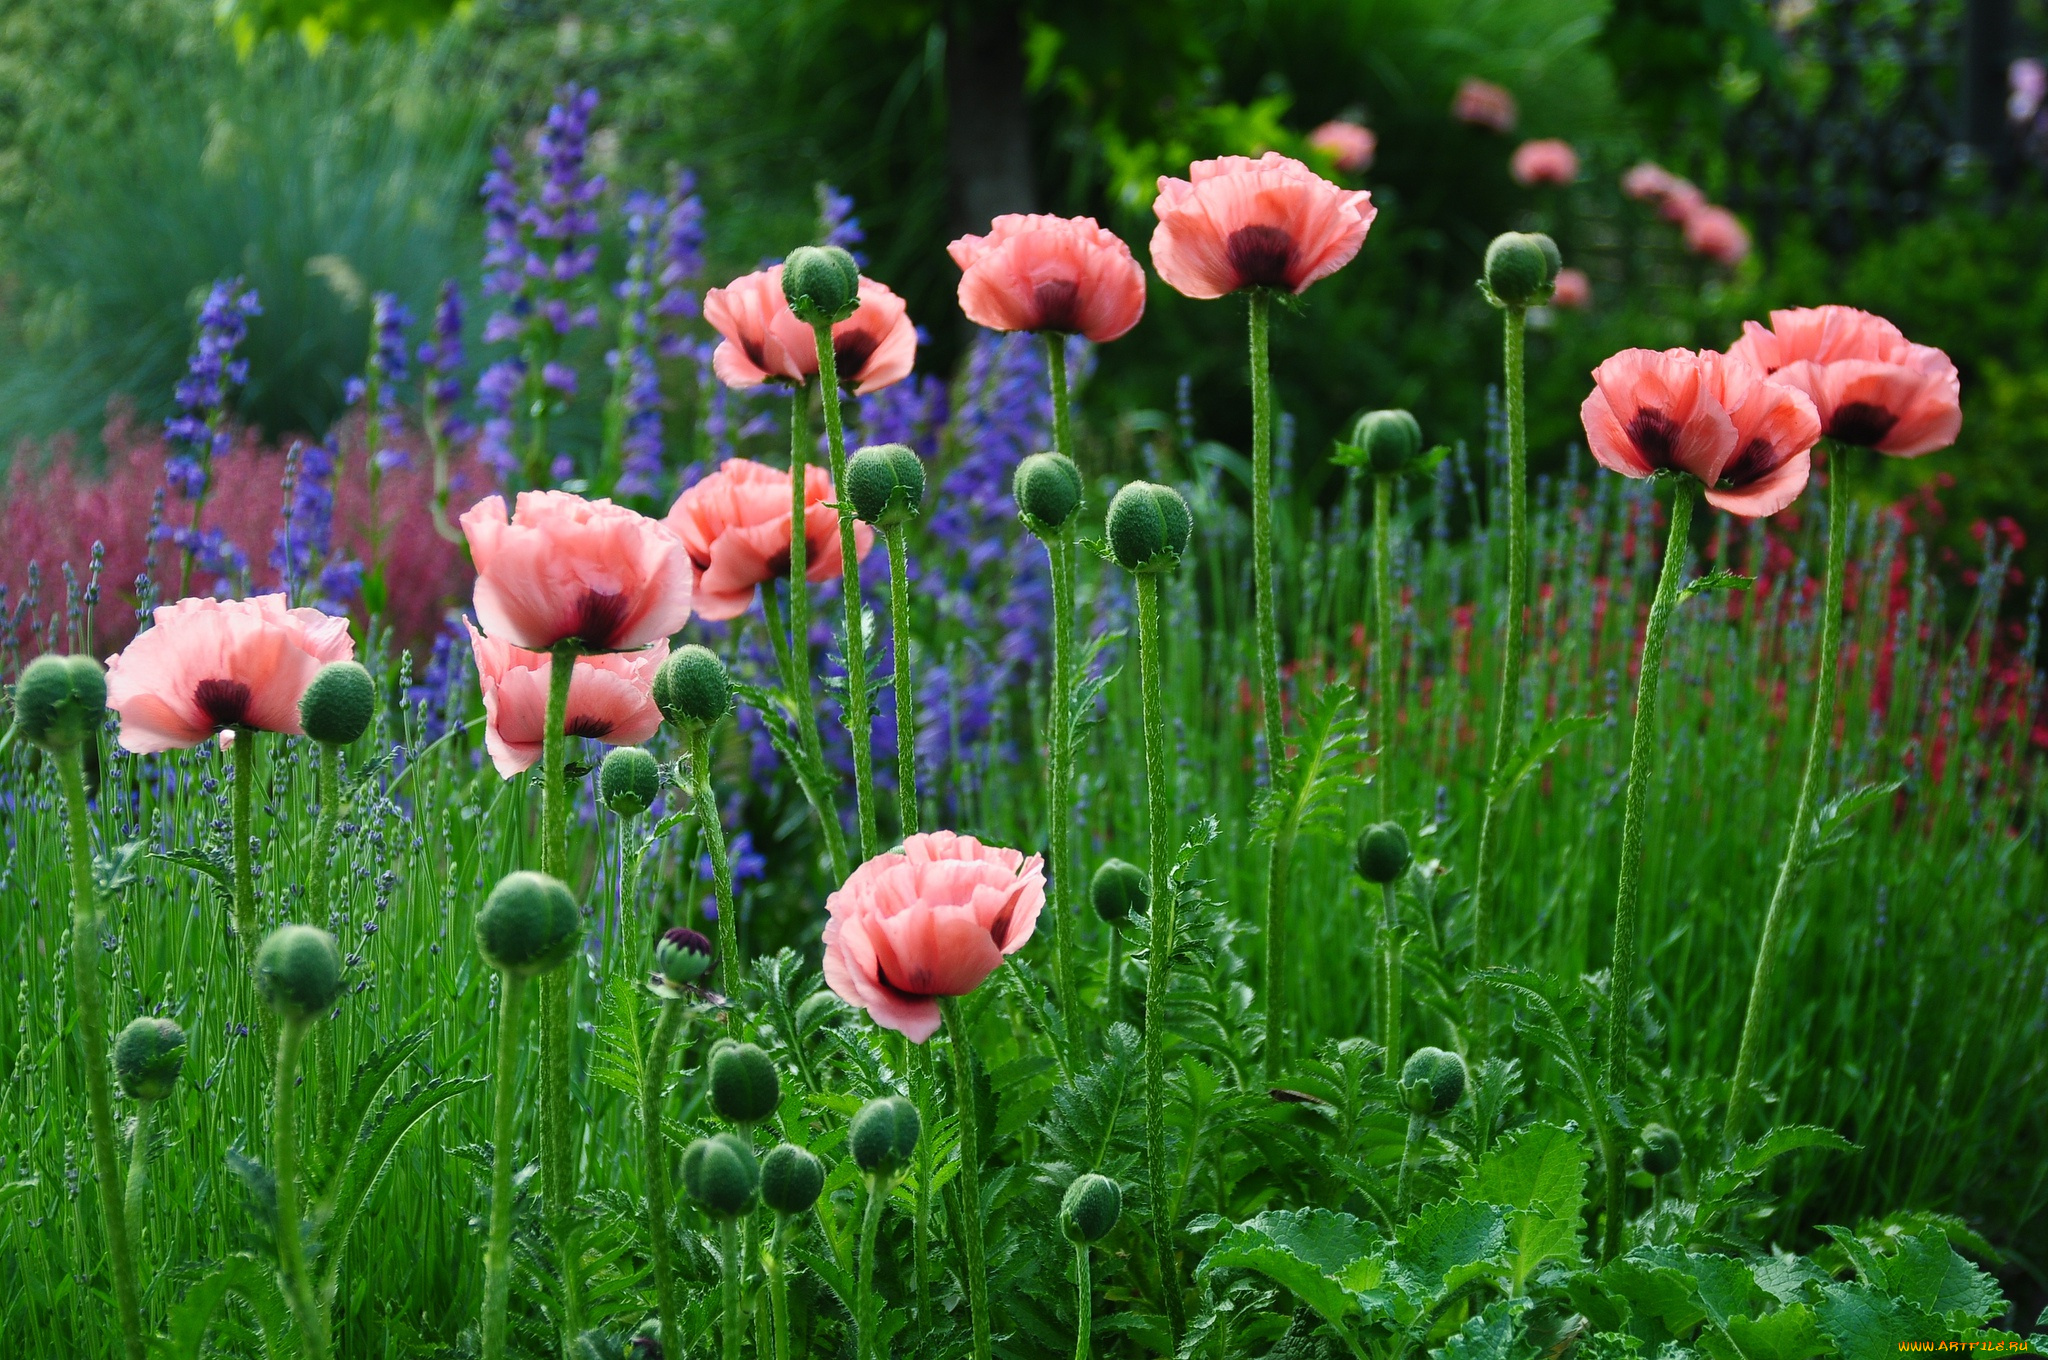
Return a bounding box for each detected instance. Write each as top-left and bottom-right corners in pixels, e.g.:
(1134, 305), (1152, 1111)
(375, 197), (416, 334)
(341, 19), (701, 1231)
(664, 457), (871, 621)
(1659, 181), (1708, 224)
(1728, 306), (1961, 457)
(1452, 77), (1518, 132)
(1579, 348), (1738, 486)
(1510, 138), (1579, 186)
(1307, 120), (1376, 173)
(704, 266), (918, 395)
(820, 831), (1047, 1043)
(467, 620), (666, 778)
(1622, 162), (1682, 202)
(1698, 352), (1822, 518)
(105, 594), (354, 753)
(460, 490), (693, 654)
(1550, 267), (1592, 310)
(1683, 206), (1751, 266)
(1149, 152), (1377, 300)
(948, 214), (1147, 342)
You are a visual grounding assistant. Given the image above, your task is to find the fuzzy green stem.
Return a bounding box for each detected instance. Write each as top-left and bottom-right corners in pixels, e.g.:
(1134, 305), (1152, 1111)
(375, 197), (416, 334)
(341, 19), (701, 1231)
(1043, 534), (1080, 1056)
(59, 748), (146, 1360)
(691, 727), (741, 1023)
(719, 1216), (743, 1360)
(1397, 1112), (1426, 1217)
(1372, 474), (1396, 820)
(811, 320), (878, 860)
(1248, 291), (1289, 1081)
(231, 727), (259, 952)
(884, 522), (920, 838)
(539, 644), (583, 1350)
(1471, 304), (1530, 1034)
(1105, 926), (1123, 1026)
(274, 1018), (332, 1360)
(912, 1041), (936, 1342)
(761, 586), (850, 881)
(1047, 335), (1074, 471)
(1601, 479), (1696, 1263)
(1072, 1237), (1094, 1360)
(480, 974), (527, 1360)
(941, 998), (993, 1360)
(311, 743), (341, 1141)
(855, 1175), (886, 1360)
(1381, 883), (1403, 1077)
(767, 1214), (793, 1360)
(1133, 574), (1185, 1341)
(124, 1099), (153, 1237)
(642, 998), (686, 1350)
(1726, 448), (1850, 1143)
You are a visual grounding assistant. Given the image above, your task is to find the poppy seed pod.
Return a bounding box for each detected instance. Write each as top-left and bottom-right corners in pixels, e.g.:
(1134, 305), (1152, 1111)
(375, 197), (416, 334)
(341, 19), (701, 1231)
(11, 653), (106, 751)
(112, 1016), (186, 1101)
(1640, 1123), (1684, 1177)
(599, 746), (661, 818)
(681, 1133), (759, 1217)
(796, 988), (846, 1033)
(1060, 1172), (1122, 1243)
(1350, 410), (1425, 477)
(1106, 481), (1193, 574)
(1399, 1046), (1468, 1118)
(255, 924), (344, 1021)
(781, 245), (862, 325)
(1090, 858), (1149, 924)
(1483, 231), (1559, 308)
(1013, 452), (1084, 534)
(652, 644), (732, 732)
(474, 870), (581, 979)
(844, 443), (926, 528)
(708, 1041), (782, 1124)
(848, 1094), (921, 1179)
(1354, 822), (1412, 886)
(298, 661), (375, 746)
(760, 1142), (826, 1215)
(655, 926), (715, 987)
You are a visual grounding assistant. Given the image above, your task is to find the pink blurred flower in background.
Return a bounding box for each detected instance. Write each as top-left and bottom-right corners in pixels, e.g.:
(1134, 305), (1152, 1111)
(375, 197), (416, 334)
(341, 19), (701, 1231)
(1622, 162), (1683, 202)
(1452, 77), (1517, 133)
(468, 621), (667, 777)
(948, 214), (1147, 342)
(1510, 138), (1579, 186)
(1307, 120), (1377, 173)
(1149, 152), (1376, 299)
(1549, 267), (1592, 310)
(1684, 205), (1752, 266)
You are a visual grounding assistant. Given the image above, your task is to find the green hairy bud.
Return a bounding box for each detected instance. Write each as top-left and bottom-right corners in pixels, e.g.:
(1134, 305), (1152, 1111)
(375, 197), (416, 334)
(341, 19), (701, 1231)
(848, 1094), (921, 1179)
(1013, 452), (1084, 534)
(298, 661), (375, 746)
(844, 443), (926, 528)
(782, 245), (862, 324)
(1060, 1172), (1122, 1243)
(11, 654), (106, 751)
(1106, 481), (1193, 574)
(112, 1016), (186, 1101)
(599, 746), (661, 817)
(1483, 231), (1560, 308)
(1349, 409), (1425, 477)
(655, 926), (715, 987)
(1640, 1123), (1684, 1177)
(760, 1143), (826, 1215)
(474, 871), (581, 979)
(1399, 1046), (1468, 1118)
(255, 924), (344, 1021)
(653, 644), (732, 731)
(708, 1041), (781, 1124)
(1090, 858), (1149, 925)
(1354, 822), (1412, 886)
(682, 1133), (759, 1217)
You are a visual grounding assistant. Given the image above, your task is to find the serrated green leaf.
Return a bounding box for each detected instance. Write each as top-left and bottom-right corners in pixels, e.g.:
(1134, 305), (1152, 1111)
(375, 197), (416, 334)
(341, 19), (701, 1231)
(1196, 1208), (1378, 1342)
(1688, 1254), (1762, 1329)
(1464, 1122), (1588, 1219)
(1486, 714), (1604, 803)
(1392, 1198), (1507, 1299)
(1722, 1304), (1832, 1360)
(1731, 1126), (1854, 1174)
(1434, 1296), (1536, 1360)
(153, 846), (232, 900)
(1815, 1281), (1951, 1360)
(1679, 567), (1756, 603)
(160, 1253), (289, 1360)
(1603, 1248), (1707, 1338)
(316, 1029), (429, 1208)
(318, 1075), (484, 1305)
(1878, 1233), (2005, 1327)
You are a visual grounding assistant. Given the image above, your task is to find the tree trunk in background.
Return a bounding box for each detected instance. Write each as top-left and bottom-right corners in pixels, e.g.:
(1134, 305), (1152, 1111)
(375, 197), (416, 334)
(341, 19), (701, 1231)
(1963, 0), (2017, 188)
(944, 0), (1037, 243)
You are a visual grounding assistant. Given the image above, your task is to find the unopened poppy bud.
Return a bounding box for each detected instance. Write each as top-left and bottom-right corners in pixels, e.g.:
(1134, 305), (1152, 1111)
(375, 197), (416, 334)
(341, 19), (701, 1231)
(11, 654), (106, 751)
(845, 443), (926, 528)
(1399, 1046), (1467, 1117)
(760, 1142), (826, 1215)
(1483, 231), (1558, 307)
(653, 645), (732, 732)
(599, 747), (660, 817)
(1349, 410), (1425, 477)
(299, 661), (375, 746)
(1354, 822), (1411, 885)
(655, 926), (715, 987)
(796, 989), (846, 1032)
(628, 1320), (664, 1360)
(1060, 1172), (1122, 1243)
(113, 1016), (186, 1101)
(709, 1041), (781, 1124)
(848, 1094), (921, 1179)
(1106, 481), (1192, 574)
(682, 1133), (759, 1217)
(475, 870), (581, 979)
(1090, 858), (1149, 924)
(255, 924), (344, 1021)
(1013, 452), (1084, 534)
(1640, 1123), (1684, 1177)
(782, 245), (862, 325)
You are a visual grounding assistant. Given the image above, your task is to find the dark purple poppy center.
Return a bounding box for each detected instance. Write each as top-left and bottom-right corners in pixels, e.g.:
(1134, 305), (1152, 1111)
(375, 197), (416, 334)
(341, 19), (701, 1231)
(1826, 401), (1899, 448)
(833, 332), (879, 387)
(193, 678), (253, 730)
(1722, 437), (1777, 488)
(874, 960), (938, 1004)
(1625, 408), (1681, 469)
(1225, 225), (1298, 290)
(1029, 279), (1083, 333)
(569, 590), (631, 650)
(565, 714), (616, 740)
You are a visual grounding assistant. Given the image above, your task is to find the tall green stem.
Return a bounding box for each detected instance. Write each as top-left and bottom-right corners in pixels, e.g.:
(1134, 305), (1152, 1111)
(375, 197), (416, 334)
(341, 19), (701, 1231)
(767, 1214), (794, 1360)
(1601, 479), (1696, 1263)
(1133, 575), (1185, 1342)
(1372, 475), (1395, 820)
(231, 728), (259, 951)
(940, 998), (992, 1360)
(719, 1217), (743, 1360)
(1396, 1112), (1426, 1216)
(124, 1099), (154, 1236)
(310, 743), (340, 1140)
(855, 1176), (886, 1360)
(884, 522), (920, 838)
(1043, 535), (1080, 1054)
(1471, 304), (1530, 1024)
(810, 321), (878, 860)
(1726, 447), (1850, 1142)
(1380, 882), (1403, 1077)
(1248, 292), (1291, 1080)
(481, 974), (527, 1360)
(641, 998), (686, 1349)
(59, 748), (146, 1360)
(274, 1018), (332, 1360)
(911, 1041), (936, 1342)
(1072, 1238), (1094, 1360)
(691, 728), (740, 1021)
(539, 645), (583, 1350)
(761, 587), (850, 881)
